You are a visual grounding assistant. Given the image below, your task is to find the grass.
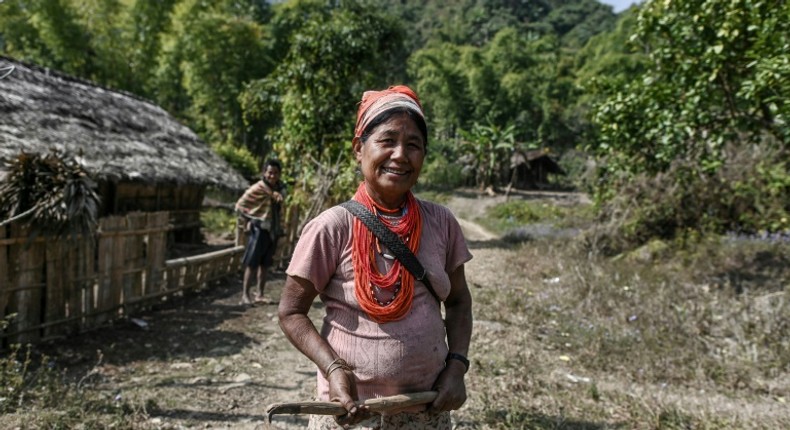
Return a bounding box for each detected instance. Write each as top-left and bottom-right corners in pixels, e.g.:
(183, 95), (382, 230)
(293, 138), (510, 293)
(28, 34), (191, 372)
(478, 199), (595, 239)
(0, 344), (138, 429)
(462, 229), (789, 429)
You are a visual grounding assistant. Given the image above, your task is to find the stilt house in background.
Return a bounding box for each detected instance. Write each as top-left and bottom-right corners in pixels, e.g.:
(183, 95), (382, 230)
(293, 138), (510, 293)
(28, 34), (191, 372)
(509, 148), (566, 189)
(0, 56), (248, 242)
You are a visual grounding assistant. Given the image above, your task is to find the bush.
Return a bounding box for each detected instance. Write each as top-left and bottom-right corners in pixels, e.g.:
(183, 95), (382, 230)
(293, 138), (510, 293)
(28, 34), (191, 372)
(557, 149), (596, 192)
(212, 143), (259, 180)
(200, 208), (236, 237)
(585, 137), (790, 255)
(419, 146), (466, 190)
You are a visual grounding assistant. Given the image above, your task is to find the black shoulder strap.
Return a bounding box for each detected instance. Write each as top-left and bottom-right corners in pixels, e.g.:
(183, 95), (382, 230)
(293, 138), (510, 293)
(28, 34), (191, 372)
(340, 200), (441, 303)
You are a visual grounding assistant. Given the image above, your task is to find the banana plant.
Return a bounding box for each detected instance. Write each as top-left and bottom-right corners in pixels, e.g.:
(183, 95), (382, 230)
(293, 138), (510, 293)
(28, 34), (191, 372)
(459, 117), (516, 189)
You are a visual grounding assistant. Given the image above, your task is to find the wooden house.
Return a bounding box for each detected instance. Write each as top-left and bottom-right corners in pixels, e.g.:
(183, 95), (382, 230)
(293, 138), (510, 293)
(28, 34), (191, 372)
(509, 148), (566, 189)
(0, 56), (248, 242)
(0, 56), (252, 345)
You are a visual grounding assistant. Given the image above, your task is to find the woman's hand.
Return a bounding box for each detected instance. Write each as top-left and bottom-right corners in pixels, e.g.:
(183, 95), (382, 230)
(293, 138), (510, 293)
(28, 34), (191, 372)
(328, 369), (372, 427)
(272, 191), (284, 203)
(430, 360), (467, 411)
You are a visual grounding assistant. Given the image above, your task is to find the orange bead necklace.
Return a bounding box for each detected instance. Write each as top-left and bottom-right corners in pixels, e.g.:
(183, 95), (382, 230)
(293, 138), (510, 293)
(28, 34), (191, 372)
(350, 182), (422, 323)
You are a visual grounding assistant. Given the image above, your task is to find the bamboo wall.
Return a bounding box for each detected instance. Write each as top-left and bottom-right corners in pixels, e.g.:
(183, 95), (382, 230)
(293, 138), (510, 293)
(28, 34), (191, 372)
(0, 211), (244, 347)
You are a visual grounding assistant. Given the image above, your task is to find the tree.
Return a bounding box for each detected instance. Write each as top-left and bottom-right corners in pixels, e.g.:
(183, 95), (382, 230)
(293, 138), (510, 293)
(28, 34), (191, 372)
(593, 0), (789, 179)
(240, 0), (405, 171)
(589, 0), (790, 239)
(123, 0), (179, 97)
(0, 0), (93, 77)
(408, 43), (475, 140)
(155, 0), (271, 151)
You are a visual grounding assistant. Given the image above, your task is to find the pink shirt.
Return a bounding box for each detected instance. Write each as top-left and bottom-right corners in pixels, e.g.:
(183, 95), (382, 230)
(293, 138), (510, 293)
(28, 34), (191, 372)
(286, 200), (472, 405)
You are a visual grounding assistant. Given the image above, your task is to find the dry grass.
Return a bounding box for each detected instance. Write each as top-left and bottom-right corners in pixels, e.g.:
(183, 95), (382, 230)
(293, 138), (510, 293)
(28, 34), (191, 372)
(458, 230), (789, 429)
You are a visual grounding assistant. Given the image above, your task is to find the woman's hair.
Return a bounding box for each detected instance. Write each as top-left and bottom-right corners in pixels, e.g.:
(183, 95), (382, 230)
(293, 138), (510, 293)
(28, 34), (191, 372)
(359, 108), (429, 149)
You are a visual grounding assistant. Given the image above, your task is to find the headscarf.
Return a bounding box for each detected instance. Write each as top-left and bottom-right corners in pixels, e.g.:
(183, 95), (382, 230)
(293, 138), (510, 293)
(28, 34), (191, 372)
(354, 85), (424, 139)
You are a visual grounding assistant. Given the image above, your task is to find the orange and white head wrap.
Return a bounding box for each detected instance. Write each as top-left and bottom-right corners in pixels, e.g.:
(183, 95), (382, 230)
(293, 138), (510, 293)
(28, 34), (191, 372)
(354, 85), (425, 139)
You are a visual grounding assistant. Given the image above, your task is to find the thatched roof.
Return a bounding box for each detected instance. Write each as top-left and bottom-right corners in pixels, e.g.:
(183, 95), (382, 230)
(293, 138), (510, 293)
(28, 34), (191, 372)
(0, 56), (248, 190)
(510, 148), (565, 175)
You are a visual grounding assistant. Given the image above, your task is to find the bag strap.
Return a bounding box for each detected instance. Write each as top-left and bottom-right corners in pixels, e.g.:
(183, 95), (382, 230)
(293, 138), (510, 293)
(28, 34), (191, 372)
(340, 200), (441, 303)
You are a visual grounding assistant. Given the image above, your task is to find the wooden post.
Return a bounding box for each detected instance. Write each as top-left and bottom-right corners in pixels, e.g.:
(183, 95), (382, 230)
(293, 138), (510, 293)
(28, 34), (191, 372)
(125, 213), (148, 314)
(78, 235), (96, 331)
(146, 212), (168, 294)
(65, 238), (87, 335)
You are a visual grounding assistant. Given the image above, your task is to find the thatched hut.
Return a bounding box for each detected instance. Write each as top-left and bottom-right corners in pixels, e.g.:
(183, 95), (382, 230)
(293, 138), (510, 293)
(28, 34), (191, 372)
(509, 148), (566, 189)
(0, 56), (248, 242)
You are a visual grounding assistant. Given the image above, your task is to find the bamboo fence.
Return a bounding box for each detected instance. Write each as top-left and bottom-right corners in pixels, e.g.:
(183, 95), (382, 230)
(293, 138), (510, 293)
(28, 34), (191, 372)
(0, 211), (244, 346)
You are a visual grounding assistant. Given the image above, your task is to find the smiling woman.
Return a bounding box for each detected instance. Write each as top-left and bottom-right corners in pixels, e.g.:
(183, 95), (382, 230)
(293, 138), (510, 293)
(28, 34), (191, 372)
(277, 85), (474, 429)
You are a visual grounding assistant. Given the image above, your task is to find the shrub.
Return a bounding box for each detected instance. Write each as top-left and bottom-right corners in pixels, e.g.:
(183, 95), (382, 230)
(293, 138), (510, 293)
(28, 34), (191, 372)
(212, 143), (259, 180)
(586, 137), (790, 255)
(419, 139), (467, 190)
(200, 208), (236, 237)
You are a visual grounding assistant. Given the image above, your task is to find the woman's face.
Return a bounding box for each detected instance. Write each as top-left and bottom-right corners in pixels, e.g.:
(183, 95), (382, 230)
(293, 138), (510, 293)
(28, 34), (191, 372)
(353, 112), (425, 209)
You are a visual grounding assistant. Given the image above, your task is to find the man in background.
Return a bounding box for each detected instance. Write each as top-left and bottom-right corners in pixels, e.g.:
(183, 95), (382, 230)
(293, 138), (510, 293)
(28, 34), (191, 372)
(235, 159), (285, 305)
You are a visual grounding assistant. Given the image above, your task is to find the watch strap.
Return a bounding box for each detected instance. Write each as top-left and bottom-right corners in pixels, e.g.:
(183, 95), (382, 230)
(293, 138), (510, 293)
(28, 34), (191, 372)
(446, 352), (470, 372)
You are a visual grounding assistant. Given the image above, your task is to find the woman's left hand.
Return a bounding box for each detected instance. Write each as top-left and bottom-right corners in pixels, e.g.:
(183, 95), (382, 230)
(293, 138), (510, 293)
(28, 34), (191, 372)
(431, 264), (472, 412)
(430, 360), (467, 411)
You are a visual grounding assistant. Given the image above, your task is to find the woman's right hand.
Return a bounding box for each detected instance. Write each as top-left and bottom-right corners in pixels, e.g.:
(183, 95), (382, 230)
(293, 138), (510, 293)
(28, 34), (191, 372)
(328, 369), (371, 427)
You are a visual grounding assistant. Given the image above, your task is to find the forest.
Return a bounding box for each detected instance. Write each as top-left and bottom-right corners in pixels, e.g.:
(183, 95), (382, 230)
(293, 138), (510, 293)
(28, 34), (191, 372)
(1, 0), (788, 251)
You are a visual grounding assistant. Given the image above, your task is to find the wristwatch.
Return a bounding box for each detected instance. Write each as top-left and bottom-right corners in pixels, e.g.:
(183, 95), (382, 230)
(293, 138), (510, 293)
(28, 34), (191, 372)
(446, 352), (470, 373)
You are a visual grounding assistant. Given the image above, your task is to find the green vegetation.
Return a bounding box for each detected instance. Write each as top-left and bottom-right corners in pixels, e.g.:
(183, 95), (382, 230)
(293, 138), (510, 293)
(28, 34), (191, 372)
(0, 0), (617, 223)
(589, 0), (790, 251)
(200, 208), (236, 238)
(480, 198), (595, 237)
(3, 1), (787, 248)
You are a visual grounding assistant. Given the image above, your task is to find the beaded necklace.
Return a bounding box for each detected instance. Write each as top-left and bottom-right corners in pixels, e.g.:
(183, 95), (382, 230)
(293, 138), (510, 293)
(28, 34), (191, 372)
(350, 182), (422, 323)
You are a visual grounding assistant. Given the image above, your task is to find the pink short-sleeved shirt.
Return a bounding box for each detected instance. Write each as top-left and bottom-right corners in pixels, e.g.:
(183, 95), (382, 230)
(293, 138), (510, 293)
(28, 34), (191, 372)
(286, 200), (472, 404)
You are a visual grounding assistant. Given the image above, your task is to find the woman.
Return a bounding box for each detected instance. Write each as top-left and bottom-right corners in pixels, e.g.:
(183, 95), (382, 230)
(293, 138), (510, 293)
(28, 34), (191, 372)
(278, 85), (473, 429)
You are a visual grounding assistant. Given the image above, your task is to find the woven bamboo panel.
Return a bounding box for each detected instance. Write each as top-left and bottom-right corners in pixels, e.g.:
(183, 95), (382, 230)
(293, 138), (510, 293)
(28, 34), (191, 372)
(44, 240), (66, 338)
(9, 224), (44, 344)
(1, 210), (243, 345)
